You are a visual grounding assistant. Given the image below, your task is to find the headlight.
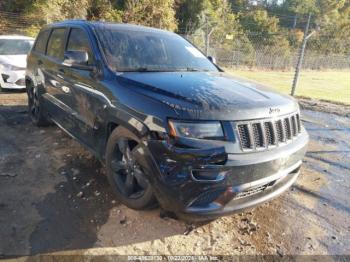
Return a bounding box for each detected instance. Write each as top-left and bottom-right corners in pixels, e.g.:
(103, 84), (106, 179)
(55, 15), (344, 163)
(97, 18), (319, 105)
(168, 120), (224, 139)
(0, 63), (23, 71)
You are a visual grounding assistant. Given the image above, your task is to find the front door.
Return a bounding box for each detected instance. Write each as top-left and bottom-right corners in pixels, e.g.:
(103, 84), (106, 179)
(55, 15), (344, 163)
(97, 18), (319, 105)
(61, 27), (106, 150)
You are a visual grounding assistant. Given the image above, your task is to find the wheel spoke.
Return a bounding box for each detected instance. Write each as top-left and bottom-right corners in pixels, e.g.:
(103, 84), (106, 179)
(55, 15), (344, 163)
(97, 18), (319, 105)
(118, 138), (131, 161)
(110, 159), (127, 173)
(134, 168), (148, 189)
(31, 104), (38, 117)
(28, 88), (34, 100)
(124, 173), (135, 195)
(111, 138), (150, 198)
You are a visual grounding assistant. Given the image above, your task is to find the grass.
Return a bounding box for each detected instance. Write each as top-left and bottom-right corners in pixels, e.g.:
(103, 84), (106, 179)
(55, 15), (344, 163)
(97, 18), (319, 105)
(225, 69), (350, 105)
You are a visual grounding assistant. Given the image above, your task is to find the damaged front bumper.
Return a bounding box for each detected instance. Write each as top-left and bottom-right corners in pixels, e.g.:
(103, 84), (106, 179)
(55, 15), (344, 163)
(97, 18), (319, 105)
(0, 69), (26, 89)
(144, 130), (308, 220)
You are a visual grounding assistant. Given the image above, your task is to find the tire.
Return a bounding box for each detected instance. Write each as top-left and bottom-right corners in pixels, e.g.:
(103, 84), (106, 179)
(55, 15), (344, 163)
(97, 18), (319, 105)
(105, 126), (157, 210)
(27, 82), (51, 127)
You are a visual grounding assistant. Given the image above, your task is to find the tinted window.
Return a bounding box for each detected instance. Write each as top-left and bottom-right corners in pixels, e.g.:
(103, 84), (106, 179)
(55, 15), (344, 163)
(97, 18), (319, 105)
(0, 39), (34, 55)
(66, 28), (94, 64)
(34, 30), (50, 53)
(95, 25), (218, 72)
(47, 28), (66, 59)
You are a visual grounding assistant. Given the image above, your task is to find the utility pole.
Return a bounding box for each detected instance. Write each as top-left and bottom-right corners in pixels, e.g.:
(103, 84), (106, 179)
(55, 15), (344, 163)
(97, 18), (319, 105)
(204, 17), (215, 57)
(205, 16), (209, 56)
(291, 13), (312, 96)
(292, 14), (297, 29)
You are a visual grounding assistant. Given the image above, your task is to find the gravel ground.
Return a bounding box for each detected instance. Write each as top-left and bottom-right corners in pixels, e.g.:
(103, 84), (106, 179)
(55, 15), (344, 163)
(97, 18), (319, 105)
(0, 91), (349, 258)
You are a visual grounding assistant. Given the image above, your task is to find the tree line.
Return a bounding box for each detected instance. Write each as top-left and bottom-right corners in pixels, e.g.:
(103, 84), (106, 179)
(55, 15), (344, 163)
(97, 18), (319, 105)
(0, 0), (349, 55)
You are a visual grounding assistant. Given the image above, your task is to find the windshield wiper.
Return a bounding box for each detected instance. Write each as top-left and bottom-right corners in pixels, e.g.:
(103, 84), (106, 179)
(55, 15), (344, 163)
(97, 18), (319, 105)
(119, 67), (210, 72)
(120, 67), (172, 72)
(175, 67), (209, 72)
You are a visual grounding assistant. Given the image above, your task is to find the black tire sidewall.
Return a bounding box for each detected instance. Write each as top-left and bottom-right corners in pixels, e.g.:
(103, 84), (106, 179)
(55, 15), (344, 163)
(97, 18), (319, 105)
(27, 83), (50, 127)
(105, 126), (157, 210)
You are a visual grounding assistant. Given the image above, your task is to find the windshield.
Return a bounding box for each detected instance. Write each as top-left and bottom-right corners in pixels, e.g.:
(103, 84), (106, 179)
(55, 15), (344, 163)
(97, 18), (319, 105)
(95, 25), (218, 72)
(0, 39), (34, 55)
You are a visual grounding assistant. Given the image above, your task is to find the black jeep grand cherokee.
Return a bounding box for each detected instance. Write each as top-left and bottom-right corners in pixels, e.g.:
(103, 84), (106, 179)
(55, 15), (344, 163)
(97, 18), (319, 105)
(26, 21), (308, 220)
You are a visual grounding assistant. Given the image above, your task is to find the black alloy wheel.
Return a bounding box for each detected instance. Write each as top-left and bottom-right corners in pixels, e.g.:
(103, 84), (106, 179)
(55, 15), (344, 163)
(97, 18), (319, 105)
(28, 84), (40, 121)
(111, 138), (149, 199)
(105, 127), (157, 209)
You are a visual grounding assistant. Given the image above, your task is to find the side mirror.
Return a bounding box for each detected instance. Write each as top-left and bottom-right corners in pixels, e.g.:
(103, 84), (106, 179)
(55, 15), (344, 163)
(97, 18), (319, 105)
(208, 56), (216, 64)
(63, 50), (90, 69)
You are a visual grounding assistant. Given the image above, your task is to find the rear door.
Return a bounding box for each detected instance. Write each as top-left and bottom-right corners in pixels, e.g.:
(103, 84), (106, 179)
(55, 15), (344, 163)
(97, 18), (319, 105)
(42, 27), (77, 133)
(28, 28), (50, 94)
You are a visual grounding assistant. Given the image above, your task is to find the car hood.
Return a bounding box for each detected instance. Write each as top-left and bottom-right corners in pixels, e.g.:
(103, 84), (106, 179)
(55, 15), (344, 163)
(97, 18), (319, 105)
(116, 71), (299, 121)
(0, 55), (27, 69)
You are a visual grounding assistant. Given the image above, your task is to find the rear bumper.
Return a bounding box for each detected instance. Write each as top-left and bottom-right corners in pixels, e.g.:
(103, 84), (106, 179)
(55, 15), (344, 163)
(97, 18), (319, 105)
(0, 70), (26, 89)
(144, 130), (308, 220)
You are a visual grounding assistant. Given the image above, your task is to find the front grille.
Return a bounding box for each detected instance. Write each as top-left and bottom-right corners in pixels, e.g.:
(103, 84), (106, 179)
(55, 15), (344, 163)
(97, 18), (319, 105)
(264, 122), (275, 145)
(275, 119), (284, 142)
(238, 124), (251, 149)
(284, 118), (291, 140)
(252, 123), (264, 148)
(296, 114), (301, 133)
(236, 113), (301, 151)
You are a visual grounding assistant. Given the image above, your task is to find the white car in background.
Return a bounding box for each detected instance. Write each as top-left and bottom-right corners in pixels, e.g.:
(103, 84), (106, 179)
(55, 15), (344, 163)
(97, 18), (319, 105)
(0, 35), (34, 91)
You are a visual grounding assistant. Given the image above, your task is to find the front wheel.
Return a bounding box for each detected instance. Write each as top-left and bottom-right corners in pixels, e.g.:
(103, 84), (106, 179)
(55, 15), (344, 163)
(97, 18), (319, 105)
(105, 127), (157, 210)
(27, 82), (51, 127)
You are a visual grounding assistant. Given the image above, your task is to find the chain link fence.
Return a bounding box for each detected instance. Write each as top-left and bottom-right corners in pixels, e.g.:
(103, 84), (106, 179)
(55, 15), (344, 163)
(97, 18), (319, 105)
(181, 31), (350, 70)
(1, 9), (349, 71)
(0, 11), (34, 35)
(1, 11), (349, 103)
(180, 28), (350, 103)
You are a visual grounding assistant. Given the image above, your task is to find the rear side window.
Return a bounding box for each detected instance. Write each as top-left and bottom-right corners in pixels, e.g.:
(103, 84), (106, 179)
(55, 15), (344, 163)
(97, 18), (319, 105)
(46, 28), (66, 60)
(66, 28), (94, 64)
(34, 30), (50, 53)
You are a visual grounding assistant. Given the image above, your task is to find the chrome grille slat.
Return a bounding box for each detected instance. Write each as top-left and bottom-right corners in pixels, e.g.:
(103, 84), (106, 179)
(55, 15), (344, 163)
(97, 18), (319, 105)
(291, 115), (297, 136)
(296, 114), (301, 133)
(236, 112), (301, 152)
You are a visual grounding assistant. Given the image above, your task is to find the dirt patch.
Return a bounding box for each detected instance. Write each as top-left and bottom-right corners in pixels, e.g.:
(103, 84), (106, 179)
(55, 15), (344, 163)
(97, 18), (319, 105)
(0, 90), (27, 106)
(298, 96), (350, 117)
(0, 92), (349, 257)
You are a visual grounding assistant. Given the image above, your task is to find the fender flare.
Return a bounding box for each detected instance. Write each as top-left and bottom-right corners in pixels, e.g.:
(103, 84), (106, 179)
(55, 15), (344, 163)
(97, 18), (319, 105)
(105, 105), (151, 140)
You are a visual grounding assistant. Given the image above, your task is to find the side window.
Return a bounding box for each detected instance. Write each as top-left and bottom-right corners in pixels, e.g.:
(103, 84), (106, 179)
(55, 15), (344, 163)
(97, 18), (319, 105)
(66, 28), (94, 64)
(46, 28), (66, 60)
(34, 30), (50, 53)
